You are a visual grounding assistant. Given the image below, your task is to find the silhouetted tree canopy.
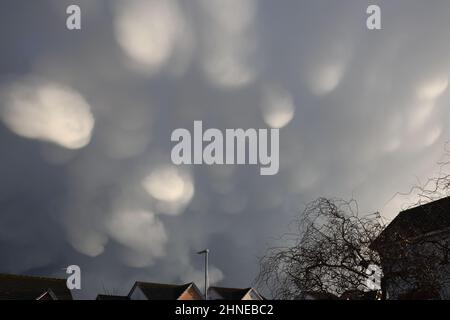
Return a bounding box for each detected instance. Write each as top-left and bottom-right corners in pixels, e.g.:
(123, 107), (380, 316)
(256, 197), (385, 299)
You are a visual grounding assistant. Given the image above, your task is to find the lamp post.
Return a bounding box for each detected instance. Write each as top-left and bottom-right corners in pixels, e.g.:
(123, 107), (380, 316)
(197, 249), (209, 300)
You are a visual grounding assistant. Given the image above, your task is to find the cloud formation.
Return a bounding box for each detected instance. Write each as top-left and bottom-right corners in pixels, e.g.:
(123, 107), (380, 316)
(1, 0), (450, 298)
(1, 78), (94, 149)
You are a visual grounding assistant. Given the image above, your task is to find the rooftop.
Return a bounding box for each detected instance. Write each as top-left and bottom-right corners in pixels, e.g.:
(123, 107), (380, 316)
(131, 282), (198, 300)
(372, 196), (450, 249)
(0, 273), (72, 300)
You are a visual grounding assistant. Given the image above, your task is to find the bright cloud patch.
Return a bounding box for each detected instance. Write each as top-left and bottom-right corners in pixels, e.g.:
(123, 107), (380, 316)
(417, 76), (449, 100)
(199, 0), (258, 89)
(114, 0), (189, 75)
(261, 85), (295, 128)
(308, 62), (345, 96)
(181, 265), (224, 287)
(1, 79), (94, 149)
(142, 165), (195, 215)
(66, 225), (108, 257)
(107, 210), (168, 267)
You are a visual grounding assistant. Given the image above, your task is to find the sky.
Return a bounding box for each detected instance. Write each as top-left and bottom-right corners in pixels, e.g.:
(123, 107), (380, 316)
(1, 0), (450, 299)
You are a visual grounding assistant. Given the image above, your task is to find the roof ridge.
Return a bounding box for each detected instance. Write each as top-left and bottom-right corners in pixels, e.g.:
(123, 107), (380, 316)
(401, 195), (450, 214)
(136, 281), (193, 288)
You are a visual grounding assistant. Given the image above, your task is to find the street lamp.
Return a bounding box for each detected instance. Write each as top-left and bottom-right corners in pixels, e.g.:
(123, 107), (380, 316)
(197, 249), (209, 300)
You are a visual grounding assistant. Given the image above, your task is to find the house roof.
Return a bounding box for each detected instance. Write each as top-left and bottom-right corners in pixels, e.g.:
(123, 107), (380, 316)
(208, 286), (254, 300)
(372, 196), (450, 250)
(0, 273), (73, 300)
(36, 289), (58, 300)
(96, 294), (129, 300)
(340, 289), (379, 300)
(130, 282), (199, 300)
(297, 291), (339, 300)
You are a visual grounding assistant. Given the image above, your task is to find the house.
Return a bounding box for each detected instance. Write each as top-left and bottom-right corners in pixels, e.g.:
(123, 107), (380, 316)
(295, 290), (379, 300)
(0, 273), (73, 300)
(128, 282), (204, 300)
(95, 282), (264, 300)
(208, 287), (263, 300)
(96, 294), (129, 300)
(371, 196), (450, 299)
(295, 291), (339, 300)
(340, 289), (380, 300)
(36, 289), (59, 300)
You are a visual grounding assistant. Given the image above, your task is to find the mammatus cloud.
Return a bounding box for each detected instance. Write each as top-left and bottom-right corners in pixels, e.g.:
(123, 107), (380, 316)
(198, 0), (259, 89)
(3, 0), (450, 299)
(416, 76), (449, 100)
(142, 165), (195, 215)
(107, 209), (168, 267)
(181, 265), (224, 287)
(306, 62), (346, 96)
(1, 78), (94, 149)
(114, 0), (193, 76)
(66, 224), (108, 258)
(260, 85), (295, 128)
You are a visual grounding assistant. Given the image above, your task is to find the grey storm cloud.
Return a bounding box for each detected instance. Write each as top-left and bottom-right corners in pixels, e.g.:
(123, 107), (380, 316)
(1, 0), (450, 298)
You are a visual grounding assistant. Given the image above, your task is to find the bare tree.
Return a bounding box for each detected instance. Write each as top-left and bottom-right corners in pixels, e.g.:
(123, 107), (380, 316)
(257, 144), (450, 299)
(256, 197), (385, 299)
(397, 142), (450, 206)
